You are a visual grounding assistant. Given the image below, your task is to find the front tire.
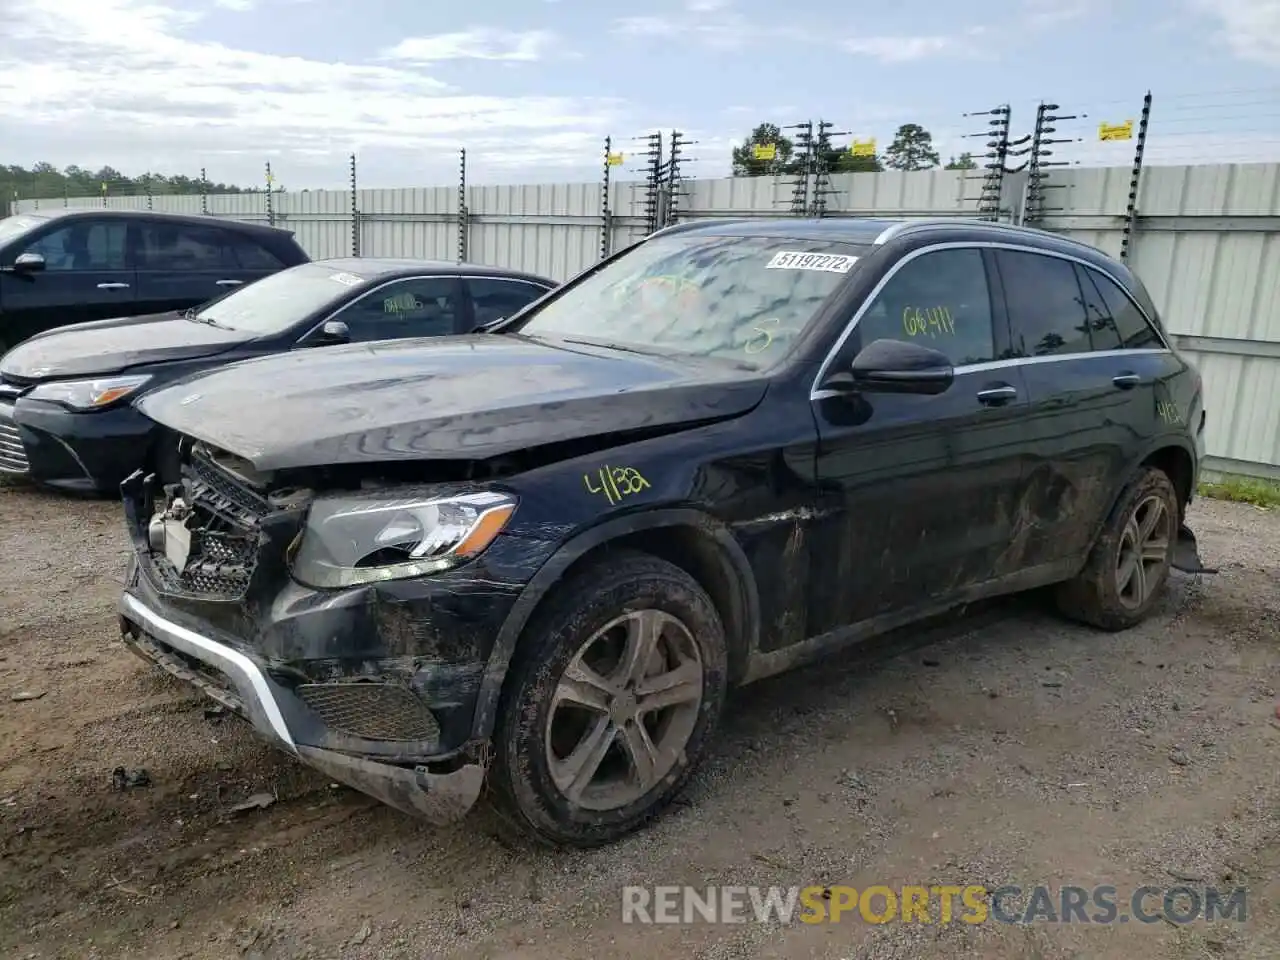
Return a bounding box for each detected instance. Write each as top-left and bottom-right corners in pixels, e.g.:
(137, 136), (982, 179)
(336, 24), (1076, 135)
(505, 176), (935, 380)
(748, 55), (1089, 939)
(483, 549), (728, 848)
(1054, 466), (1179, 631)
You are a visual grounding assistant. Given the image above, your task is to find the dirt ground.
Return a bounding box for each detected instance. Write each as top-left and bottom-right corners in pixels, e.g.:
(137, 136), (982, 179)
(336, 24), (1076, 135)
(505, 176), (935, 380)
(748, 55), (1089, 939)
(0, 482), (1276, 960)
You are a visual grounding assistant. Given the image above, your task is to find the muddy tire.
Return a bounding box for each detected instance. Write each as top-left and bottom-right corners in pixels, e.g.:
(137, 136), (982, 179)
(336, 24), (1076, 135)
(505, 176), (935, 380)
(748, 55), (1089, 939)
(481, 549), (728, 848)
(1054, 466), (1179, 631)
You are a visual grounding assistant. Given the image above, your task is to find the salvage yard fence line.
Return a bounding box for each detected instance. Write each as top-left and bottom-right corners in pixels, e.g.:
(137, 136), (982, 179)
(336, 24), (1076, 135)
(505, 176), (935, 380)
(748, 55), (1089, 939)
(15, 162), (1280, 480)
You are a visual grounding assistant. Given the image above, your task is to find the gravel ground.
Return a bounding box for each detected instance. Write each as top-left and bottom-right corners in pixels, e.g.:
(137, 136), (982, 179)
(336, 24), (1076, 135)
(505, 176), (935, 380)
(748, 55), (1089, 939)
(0, 481), (1277, 960)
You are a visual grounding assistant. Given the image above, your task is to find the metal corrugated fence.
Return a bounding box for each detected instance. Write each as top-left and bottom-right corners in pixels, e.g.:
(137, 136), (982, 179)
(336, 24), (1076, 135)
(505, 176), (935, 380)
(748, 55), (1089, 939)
(14, 163), (1280, 478)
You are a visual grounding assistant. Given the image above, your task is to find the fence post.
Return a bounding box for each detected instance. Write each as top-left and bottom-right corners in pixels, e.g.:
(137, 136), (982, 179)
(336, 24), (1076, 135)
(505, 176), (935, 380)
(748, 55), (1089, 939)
(457, 149), (468, 263)
(1120, 92), (1152, 264)
(265, 162), (275, 226)
(350, 153), (359, 257)
(600, 136), (613, 261)
(145, 173), (153, 211)
(200, 167), (209, 215)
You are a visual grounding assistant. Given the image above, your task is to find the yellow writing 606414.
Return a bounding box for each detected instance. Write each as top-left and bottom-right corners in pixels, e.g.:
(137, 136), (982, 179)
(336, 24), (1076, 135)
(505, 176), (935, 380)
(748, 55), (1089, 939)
(902, 305), (956, 338)
(584, 465), (651, 505)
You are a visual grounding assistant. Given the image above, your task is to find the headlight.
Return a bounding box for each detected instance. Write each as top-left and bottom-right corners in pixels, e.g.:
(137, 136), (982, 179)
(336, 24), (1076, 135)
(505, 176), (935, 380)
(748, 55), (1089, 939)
(27, 374), (152, 411)
(291, 490), (518, 589)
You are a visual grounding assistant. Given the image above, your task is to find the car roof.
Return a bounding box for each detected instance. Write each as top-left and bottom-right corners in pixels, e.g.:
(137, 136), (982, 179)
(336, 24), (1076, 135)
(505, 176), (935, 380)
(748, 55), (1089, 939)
(312, 257), (555, 285)
(13, 207), (295, 237)
(655, 216), (1118, 265)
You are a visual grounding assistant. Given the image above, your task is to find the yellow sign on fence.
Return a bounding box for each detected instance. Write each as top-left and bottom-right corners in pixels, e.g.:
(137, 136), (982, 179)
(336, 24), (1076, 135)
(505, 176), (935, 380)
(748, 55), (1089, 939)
(1098, 120), (1134, 142)
(850, 139), (877, 158)
(607, 152), (625, 166)
(751, 142), (777, 161)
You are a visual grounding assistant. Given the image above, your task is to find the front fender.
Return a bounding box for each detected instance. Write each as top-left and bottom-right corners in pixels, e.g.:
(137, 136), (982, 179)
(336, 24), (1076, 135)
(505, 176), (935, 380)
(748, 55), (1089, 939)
(468, 507), (761, 741)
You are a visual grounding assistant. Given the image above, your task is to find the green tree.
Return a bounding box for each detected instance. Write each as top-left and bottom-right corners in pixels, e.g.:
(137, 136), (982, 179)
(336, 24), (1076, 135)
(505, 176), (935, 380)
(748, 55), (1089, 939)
(944, 152), (978, 170)
(0, 161), (250, 208)
(883, 123), (940, 171)
(731, 123), (795, 176)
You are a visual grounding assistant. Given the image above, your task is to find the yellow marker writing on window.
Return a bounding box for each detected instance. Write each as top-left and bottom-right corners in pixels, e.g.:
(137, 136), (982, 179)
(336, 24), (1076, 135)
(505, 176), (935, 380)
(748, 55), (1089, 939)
(902, 306), (956, 338)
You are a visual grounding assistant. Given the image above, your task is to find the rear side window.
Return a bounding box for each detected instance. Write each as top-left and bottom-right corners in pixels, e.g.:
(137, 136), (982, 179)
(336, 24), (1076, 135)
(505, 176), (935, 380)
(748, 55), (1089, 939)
(996, 250), (1090, 357)
(467, 278), (549, 327)
(854, 247), (997, 366)
(229, 235), (285, 270)
(1072, 265), (1122, 351)
(139, 224), (234, 271)
(1089, 268), (1162, 349)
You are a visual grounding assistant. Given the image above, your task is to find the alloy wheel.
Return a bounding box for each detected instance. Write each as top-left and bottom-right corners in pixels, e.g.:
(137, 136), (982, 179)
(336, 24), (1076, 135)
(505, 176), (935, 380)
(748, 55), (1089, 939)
(545, 608), (703, 812)
(1115, 494), (1172, 609)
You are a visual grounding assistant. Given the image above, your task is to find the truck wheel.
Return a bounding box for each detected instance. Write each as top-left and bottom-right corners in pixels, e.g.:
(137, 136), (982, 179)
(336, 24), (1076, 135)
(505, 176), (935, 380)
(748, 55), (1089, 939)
(1054, 466), (1179, 631)
(483, 549), (727, 848)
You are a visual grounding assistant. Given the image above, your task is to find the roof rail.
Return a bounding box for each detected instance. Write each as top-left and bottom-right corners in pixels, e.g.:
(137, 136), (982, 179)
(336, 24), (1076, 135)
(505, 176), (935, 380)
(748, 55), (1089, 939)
(871, 217), (996, 245)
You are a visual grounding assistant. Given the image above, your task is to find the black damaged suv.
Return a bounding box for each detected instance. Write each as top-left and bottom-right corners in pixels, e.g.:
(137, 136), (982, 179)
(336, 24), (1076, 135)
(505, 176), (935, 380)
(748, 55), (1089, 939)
(117, 217), (1214, 847)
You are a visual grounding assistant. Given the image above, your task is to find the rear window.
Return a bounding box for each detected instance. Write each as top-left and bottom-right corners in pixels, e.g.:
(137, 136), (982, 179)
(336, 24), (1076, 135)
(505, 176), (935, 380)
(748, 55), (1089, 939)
(515, 233), (868, 370)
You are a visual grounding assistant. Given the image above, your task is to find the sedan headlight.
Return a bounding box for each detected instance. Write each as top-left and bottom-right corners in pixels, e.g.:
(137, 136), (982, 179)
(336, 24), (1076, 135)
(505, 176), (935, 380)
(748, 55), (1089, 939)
(291, 490), (518, 589)
(27, 374), (152, 411)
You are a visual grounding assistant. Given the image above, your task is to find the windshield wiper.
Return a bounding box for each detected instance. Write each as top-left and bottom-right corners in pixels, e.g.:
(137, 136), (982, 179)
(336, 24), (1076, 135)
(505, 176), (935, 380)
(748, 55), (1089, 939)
(559, 336), (665, 358)
(183, 308), (232, 330)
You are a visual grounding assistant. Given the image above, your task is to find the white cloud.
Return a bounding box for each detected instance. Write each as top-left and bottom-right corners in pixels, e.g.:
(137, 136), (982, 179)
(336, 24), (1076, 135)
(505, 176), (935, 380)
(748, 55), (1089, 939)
(842, 35), (960, 62)
(212, 0), (254, 10)
(0, 0), (618, 184)
(1188, 0), (1280, 64)
(384, 28), (558, 63)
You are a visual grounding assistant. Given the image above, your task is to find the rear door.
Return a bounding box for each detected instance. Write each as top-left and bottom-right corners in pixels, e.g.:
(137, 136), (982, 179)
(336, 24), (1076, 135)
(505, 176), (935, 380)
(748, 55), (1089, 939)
(0, 217), (136, 344)
(993, 248), (1169, 567)
(463, 276), (554, 330)
(808, 245), (1030, 632)
(134, 220), (263, 316)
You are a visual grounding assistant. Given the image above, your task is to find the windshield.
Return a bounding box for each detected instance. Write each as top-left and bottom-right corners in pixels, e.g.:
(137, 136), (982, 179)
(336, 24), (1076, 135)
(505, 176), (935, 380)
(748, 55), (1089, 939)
(0, 214), (48, 246)
(192, 263), (363, 334)
(515, 233), (867, 368)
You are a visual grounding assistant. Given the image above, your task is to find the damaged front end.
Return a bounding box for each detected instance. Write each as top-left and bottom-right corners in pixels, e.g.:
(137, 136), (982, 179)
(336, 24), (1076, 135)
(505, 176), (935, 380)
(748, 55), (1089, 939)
(115, 440), (539, 824)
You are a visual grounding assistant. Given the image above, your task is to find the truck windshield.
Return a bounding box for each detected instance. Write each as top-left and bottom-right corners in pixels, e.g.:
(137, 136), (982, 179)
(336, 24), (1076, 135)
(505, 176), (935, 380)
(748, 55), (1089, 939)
(514, 233), (868, 369)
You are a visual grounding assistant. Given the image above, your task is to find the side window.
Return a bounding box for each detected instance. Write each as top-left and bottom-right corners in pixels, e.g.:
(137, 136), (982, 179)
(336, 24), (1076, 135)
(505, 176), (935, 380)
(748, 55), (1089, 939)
(24, 221), (128, 271)
(332, 277), (463, 342)
(229, 235), (285, 271)
(139, 224), (234, 271)
(467, 278), (549, 328)
(996, 250), (1091, 357)
(1072, 264), (1122, 351)
(1090, 269), (1162, 349)
(854, 248), (996, 366)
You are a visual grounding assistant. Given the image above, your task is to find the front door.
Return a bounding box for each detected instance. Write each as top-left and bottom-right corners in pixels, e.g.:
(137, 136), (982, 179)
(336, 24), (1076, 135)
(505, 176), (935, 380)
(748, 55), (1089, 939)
(0, 218), (136, 345)
(808, 245), (1030, 632)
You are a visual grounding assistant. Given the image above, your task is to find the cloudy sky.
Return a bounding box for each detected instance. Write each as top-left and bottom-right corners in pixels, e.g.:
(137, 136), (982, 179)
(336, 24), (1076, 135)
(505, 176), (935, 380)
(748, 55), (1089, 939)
(0, 0), (1277, 189)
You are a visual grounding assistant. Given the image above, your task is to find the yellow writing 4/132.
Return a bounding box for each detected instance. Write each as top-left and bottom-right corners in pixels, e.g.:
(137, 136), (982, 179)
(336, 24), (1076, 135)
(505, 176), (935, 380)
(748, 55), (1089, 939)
(584, 465), (651, 504)
(902, 305), (956, 338)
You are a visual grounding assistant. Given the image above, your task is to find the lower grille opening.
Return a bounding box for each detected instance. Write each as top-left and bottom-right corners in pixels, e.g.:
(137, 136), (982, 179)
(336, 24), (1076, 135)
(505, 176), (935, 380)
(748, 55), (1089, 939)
(296, 682), (440, 742)
(0, 407), (29, 474)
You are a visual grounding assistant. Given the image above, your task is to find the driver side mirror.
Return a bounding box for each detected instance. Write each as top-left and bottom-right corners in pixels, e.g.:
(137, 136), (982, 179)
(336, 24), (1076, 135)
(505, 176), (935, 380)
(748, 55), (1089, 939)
(10, 252), (45, 274)
(317, 320), (350, 344)
(848, 338), (954, 395)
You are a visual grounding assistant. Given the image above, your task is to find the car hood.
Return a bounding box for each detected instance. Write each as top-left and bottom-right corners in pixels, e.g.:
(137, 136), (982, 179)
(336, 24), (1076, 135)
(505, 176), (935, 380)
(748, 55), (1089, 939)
(0, 312), (253, 381)
(137, 334), (769, 471)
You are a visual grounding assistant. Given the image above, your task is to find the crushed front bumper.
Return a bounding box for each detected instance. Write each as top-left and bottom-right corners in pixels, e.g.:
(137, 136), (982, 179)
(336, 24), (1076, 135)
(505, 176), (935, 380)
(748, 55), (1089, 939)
(118, 589), (486, 824)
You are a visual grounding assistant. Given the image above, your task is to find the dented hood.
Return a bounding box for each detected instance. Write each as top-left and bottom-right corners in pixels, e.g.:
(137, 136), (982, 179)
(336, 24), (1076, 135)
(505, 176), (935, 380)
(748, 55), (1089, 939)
(136, 333), (769, 470)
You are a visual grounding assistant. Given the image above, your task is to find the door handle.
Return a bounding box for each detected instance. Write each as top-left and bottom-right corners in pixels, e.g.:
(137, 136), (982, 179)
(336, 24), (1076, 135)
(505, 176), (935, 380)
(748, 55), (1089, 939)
(1112, 372), (1142, 389)
(96, 282), (130, 290)
(215, 279), (244, 287)
(976, 384), (1018, 405)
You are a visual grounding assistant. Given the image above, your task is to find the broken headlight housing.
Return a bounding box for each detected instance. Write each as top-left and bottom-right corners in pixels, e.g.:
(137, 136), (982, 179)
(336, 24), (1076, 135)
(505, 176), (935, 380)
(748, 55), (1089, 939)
(290, 490), (518, 589)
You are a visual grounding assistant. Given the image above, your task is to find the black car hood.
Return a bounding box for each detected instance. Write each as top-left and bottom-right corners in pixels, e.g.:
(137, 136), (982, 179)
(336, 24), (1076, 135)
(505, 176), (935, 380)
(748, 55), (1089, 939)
(0, 312), (252, 382)
(137, 334), (769, 471)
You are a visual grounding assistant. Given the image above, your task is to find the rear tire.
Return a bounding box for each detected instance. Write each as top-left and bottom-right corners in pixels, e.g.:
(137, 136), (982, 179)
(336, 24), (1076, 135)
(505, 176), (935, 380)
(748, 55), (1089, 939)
(481, 549), (728, 848)
(1054, 466), (1179, 631)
